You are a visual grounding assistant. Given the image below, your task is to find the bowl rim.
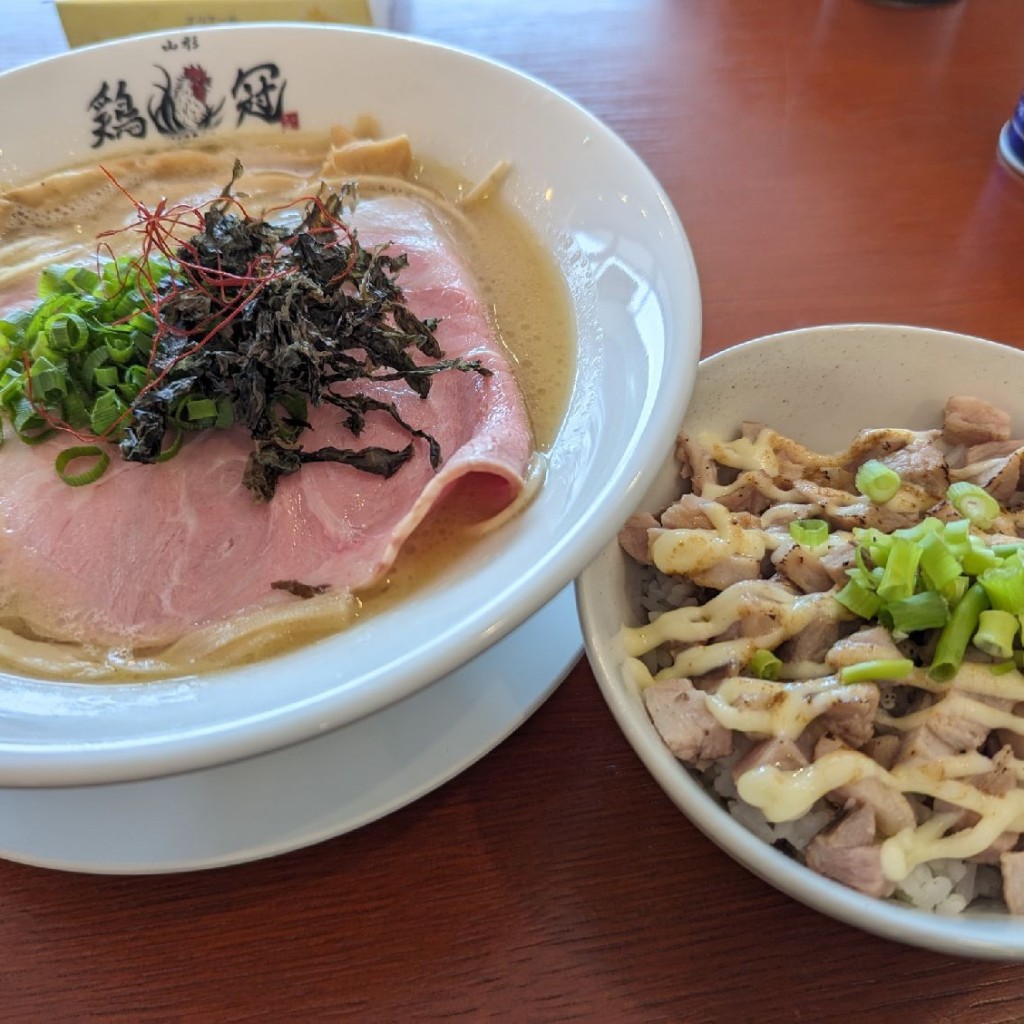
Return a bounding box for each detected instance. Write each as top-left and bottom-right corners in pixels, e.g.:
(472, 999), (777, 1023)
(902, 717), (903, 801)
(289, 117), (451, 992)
(0, 22), (702, 785)
(578, 322), (1024, 959)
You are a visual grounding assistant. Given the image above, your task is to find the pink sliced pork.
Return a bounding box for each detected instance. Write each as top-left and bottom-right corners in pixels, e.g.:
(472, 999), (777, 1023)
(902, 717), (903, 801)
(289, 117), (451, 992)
(0, 195), (533, 648)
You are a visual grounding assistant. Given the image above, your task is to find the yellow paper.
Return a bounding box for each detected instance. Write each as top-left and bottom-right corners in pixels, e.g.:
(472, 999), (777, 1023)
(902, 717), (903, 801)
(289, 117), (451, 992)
(57, 0), (378, 48)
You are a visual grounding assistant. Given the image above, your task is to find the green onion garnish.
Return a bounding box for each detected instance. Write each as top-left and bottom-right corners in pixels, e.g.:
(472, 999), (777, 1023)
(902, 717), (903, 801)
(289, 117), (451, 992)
(929, 582), (990, 682)
(748, 649), (781, 680)
(973, 609), (1018, 660)
(878, 590), (949, 636)
(835, 577), (883, 620)
(978, 559), (1024, 614)
(855, 459), (901, 504)
(947, 481), (1000, 529)
(838, 658), (914, 684)
(54, 444), (110, 486)
(877, 535), (922, 603)
(788, 518), (829, 549)
(918, 532), (962, 593)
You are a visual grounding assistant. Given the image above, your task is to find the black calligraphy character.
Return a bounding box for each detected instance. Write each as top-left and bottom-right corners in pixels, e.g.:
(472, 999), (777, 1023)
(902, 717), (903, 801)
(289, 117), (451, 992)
(111, 81), (147, 140)
(88, 80), (145, 148)
(88, 81), (115, 148)
(232, 63), (286, 126)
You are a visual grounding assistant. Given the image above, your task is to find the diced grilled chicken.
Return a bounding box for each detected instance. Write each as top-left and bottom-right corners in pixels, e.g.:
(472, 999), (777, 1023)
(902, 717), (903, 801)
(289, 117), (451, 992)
(897, 723), (959, 765)
(967, 440), (1024, 462)
(618, 512), (657, 564)
(690, 556), (763, 591)
(997, 702), (1024, 758)
(825, 626), (905, 672)
(779, 616), (841, 666)
(731, 736), (808, 780)
(771, 538), (834, 594)
(760, 503), (821, 529)
(812, 735), (915, 835)
(791, 480), (923, 532)
(860, 733), (901, 771)
(642, 678), (733, 766)
(943, 396), (1012, 447)
(953, 447), (1024, 504)
(877, 433), (949, 499)
(932, 746), (1021, 863)
(805, 804), (895, 898)
(815, 683), (880, 748)
(926, 690), (995, 754)
(659, 493), (760, 531)
(676, 432), (718, 493)
(818, 539), (856, 585)
(715, 478), (772, 515)
(1001, 851), (1024, 914)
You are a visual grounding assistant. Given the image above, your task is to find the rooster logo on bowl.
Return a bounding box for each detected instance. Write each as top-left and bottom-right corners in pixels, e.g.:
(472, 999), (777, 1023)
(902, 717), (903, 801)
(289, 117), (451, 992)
(149, 64), (225, 137)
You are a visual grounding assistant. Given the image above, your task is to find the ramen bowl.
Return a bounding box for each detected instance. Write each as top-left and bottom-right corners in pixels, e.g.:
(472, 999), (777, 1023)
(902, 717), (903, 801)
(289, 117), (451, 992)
(0, 25), (699, 818)
(577, 324), (1024, 959)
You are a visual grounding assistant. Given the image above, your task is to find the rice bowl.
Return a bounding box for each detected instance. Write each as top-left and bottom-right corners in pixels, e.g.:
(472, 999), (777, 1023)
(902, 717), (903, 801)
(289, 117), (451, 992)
(578, 324), (1024, 959)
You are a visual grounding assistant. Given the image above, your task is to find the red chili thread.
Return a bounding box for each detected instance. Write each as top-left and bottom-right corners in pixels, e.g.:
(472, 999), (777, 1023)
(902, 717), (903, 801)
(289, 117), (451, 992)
(29, 170), (359, 446)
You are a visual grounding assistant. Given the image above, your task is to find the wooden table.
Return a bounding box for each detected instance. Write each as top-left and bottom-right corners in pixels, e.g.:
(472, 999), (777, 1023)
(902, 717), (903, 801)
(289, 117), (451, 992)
(3, 1), (1024, 1020)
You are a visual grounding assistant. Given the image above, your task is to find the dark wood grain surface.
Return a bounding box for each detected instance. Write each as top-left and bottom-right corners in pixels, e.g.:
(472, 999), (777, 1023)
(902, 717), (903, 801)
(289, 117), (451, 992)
(3, 1), (1024, 1020)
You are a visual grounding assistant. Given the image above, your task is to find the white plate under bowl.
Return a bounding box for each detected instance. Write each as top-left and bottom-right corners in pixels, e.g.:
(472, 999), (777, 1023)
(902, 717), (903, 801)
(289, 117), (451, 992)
(0, 587), (579, 874)
(0, 25), (700, 786)
(578, 324), (1024, 960)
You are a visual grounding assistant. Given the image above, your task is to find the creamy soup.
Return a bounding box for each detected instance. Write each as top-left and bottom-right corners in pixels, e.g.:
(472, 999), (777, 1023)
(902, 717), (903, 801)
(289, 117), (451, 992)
(0, 125), (574, 679)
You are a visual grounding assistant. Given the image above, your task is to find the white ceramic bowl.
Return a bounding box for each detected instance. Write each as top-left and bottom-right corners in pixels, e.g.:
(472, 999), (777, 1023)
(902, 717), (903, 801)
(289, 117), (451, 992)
(0, 25), (701, 787)
(577, 324), (1024, 959)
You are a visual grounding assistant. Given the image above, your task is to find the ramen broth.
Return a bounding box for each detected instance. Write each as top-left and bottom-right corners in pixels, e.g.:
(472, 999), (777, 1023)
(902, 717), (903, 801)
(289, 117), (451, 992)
(0, 130), (574, 677)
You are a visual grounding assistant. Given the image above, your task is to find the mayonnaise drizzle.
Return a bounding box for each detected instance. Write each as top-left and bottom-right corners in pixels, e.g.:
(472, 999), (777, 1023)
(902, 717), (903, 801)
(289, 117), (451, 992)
(737, 748), (1024, 881)
(621, 580), (844, 682)
(629, 421), (1024, 891)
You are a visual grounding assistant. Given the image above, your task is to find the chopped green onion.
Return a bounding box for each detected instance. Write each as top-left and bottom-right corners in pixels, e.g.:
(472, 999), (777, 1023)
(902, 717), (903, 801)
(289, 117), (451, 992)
(879, 591), (949, 636)
(855, 459), (901, 503)
(960, 535), (999, 576)
(918, 532), (962, 593)
(11, 397), (50, 438)
(214, 395), (233, 429)
(155, 426), (183, 463)
(947, 481), (1000, 529)
(29, 355), (68, 400)
(929, 582), (990, 682)
(835, 577), (882, 620)
(877, 536), (922, 602)
(942, 517), (972, 554)
(789, 518), (829, 549)
(89, 389), (125, 437)
(81, 345), (111, 385)
(979, 560), (1024, 614)
(973, 609), (1018, 660)
(104, 331), (135, 365)
(838, 658), (914, 684)
(991, 661), (1017, 676)
(93, 366), (119, 389)
(940, 575), (970, 608)
(46, 312), (90, 353)
(748, 649), (781, 680)
(893, 517), (943, 544)
(54, 444), (110, 486)
(185, 397), (219, 422)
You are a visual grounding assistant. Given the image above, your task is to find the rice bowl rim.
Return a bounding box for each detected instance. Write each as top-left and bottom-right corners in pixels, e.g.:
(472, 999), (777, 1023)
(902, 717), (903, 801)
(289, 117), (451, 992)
(577, 323), (1024, 960)
(0, 24), (701, 785)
